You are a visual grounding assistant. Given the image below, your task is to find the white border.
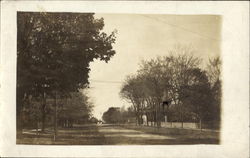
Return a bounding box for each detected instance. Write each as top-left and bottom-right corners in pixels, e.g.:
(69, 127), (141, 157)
(0, 1), (249, 157)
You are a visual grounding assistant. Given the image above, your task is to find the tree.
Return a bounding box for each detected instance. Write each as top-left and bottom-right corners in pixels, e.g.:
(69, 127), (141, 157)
(206, 57), (221, 86)
(120, 46), (201, 127)
(206, 57), (222, 128)
(137, 58), (166, 127)
(180, 68), (213, 129)
(89, 117), (98, 124)
(17, 12), (117, 137)
(58, 92), (93, 127)
(120, 75), (146, 125)
(120, 45), (221, 129)
(102, 107), (122, 124)
(120, 106), (135, 123)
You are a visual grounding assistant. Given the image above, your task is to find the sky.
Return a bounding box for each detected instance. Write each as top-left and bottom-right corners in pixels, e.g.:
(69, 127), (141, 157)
(87, 14), (221, 120)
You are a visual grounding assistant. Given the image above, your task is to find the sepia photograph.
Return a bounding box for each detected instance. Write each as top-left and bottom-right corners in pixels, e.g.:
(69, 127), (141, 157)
(16, 12), (221, 145)
(0, 1), (249, 157)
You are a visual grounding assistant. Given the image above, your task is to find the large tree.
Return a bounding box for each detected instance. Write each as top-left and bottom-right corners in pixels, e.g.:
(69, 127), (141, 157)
(17, 12), (117, 134)
(120, 45), (221, 129)
(120, 75), (145, 125)
(206, 57), (221, 128)
(180, 68), (213, 129)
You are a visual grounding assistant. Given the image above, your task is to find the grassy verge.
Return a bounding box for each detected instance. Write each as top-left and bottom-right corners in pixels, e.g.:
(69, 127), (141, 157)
(16, 125), (106, 145)
(120, 124), (220, 144)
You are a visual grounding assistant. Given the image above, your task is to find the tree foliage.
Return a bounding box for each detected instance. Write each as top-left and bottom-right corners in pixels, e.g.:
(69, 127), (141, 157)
(58, 92), (93, 126)
(102, 107), (134, 124)
(17, 12), (117, 130)
(17, 12), (116, 95)
(102, 107), (122, 124)
(120, 46), (221, 129)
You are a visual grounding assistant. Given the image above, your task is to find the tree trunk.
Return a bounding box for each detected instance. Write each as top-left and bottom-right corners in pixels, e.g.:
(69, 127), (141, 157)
(41, 92), (46, 132)
(135, 115), (138, 126)
(140, 114), (143, 126)
(146, 113), (149, 126)
(17, 93), (25, 137)
(181, 112), (184, 128)
(36, 117), (39, 136)
(153, 111), (156, 127)
(17, 104), (23, 137)
(155, 106), (158, 127)
(156, 104), (161, 128)
(199, 118), (202, 131)
(53, 91), (58, 141)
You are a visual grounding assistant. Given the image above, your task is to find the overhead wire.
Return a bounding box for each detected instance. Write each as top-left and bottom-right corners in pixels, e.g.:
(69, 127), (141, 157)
(139, 15), (220, 41)
(90, 15), (219, 86)
(89, 79), (123, 84)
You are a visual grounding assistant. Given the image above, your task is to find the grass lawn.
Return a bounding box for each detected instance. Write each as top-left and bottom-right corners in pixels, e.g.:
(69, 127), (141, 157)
(16, 125), (106, 145)
(121, 124), (220, 144)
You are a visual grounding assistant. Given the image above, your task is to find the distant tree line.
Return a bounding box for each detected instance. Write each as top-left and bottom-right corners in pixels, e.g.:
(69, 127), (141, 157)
(21, 91), (93, 129)
(102, 107), (134, 124)
(120, 45), (221, 129)
(17, 12), (116, 139)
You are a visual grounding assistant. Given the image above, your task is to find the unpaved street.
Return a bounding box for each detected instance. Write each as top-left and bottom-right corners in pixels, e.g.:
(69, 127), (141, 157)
(17, 124), (219, 145)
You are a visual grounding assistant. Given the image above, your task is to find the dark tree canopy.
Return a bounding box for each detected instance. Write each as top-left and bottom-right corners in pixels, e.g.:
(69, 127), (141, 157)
(102, 107), (122, 124)
(17, 12), (116, 96)
(59, 92), (93, 123)
(16, 12), (117, 131)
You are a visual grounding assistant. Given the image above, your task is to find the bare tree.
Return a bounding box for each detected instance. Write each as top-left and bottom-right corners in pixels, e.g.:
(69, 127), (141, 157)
(206, 57), (221, 86)
(121, 45), (221, 130)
